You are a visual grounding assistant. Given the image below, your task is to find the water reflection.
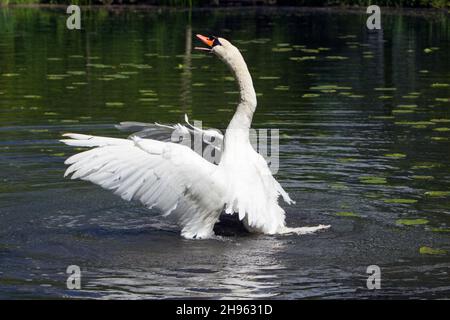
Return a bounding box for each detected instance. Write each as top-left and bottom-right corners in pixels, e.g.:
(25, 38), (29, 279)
(83, 236), (287, 299)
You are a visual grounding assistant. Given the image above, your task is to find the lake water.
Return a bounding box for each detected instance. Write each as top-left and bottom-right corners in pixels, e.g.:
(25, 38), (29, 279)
(0, 7), (449, 299)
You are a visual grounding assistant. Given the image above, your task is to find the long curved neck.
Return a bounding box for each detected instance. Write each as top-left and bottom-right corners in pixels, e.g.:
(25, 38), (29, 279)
(224, 52), (257, 131)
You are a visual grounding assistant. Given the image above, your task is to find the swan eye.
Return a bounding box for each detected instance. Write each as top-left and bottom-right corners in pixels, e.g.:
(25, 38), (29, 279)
(209, 36), (222, 47)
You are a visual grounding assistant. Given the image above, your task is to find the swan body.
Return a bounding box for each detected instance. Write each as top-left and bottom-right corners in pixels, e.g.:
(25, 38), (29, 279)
(61, 35), (329, 239)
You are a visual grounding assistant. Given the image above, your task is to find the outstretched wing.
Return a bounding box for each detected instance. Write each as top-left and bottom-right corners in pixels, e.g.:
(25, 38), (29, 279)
(116, 114), (224, 152)
(60, 133), (225, 238)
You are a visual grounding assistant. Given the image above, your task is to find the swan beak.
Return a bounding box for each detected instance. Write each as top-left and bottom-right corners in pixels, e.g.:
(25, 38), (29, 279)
(195, 34), (214, 52)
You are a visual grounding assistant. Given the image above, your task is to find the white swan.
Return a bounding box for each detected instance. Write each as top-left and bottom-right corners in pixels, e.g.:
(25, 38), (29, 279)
(61, 34), (330, 239)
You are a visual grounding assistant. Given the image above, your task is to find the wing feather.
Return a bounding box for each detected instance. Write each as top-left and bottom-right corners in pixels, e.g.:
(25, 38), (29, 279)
(61, 134), (225, 238)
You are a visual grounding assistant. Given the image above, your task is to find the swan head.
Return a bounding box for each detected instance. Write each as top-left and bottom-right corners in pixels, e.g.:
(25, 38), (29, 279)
(195, 34), (242, 65)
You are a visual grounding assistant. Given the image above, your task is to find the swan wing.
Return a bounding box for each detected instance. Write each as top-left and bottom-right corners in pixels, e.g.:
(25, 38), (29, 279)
(60, 133), (225, 238)
(116, 114), (224, 152)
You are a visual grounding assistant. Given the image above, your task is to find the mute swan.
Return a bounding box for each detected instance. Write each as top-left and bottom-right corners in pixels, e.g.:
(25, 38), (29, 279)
(61, 34), (330, 239)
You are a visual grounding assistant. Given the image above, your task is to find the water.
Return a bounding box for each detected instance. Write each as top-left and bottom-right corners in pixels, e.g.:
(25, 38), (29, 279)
(0, 7), (449, 299)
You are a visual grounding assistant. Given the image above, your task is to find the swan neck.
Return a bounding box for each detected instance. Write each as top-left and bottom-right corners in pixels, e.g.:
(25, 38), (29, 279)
(226, 52), (257, 130)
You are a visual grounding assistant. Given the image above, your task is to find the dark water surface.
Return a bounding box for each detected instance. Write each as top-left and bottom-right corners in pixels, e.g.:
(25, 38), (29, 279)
(0, 7), (449, 299)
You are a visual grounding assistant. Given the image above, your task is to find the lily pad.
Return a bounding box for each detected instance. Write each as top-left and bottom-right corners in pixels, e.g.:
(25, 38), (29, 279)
(396, 219), (429, 226)
(433, 127), (450, 132)
(431, 83), (449, 88)
(259, 76), (280, 80)
(2, 73), (20, 77)
(302, 93), (320, 98)
(105, 102), (124, 107)
(430, 119), (450, 123)
(431, 137), (448, 141)
(272, 47), (293, 53)
(359, 176), (387, 184)
(336, 212), (360, 217)
(300, 48), (320, 54)
(384, 153), (406, 158)
(384, 198), (418, 204)
(419, 246), (446, 255)
(392, 109), (415, 114)
(430, 228), (450, 233)
(371, 116), (395, 120)
(395, 121), (434, 126)
(411, 175), (434, 180)
(325, 56), (348, 60)
(289, 56), (316, 61)
(424, 191), (450, 197)
(374, 87), (397, 91)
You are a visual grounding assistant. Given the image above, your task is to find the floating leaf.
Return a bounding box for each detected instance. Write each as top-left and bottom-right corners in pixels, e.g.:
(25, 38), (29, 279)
(395, 121), (434, 126)
(336, 212), (360, 217)
(289, 56), (316, 61)
(430, 228), (450, 233)
(259, 76), (280, 80)
(392, 109), (415, 114)
(359, 176), (387, 184)
(87, 63), (114, 69)
(424, 191), (450, 197)
(384, 153), (406, 158)
(302, 93), (319, 98)
(105, 102), (124, 107)
(384, 198), (417, 204)
(402, 95), (418, 99)
(371, 116), (395, 120)
(325, 56), (348, 60)
(272, 47), (293, 52)
(419, 246), (446, 255)
(300, 48), (320, 54)
(396, 219), (429, 226)
(431, 137), (448, 141)
(411, 175), (434, 180)
(374, 87), (397, 91)
(29, 129), (49, 133)
(2, 73), (20, 77)
(433, 127), (450, 132)
(431, 83), (449, 88)
(430, 119), (450, 123)
(412, 162), (440, 169)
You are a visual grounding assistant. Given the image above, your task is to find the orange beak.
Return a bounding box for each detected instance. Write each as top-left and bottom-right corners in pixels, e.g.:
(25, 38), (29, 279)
(195, 34), (214, 51)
